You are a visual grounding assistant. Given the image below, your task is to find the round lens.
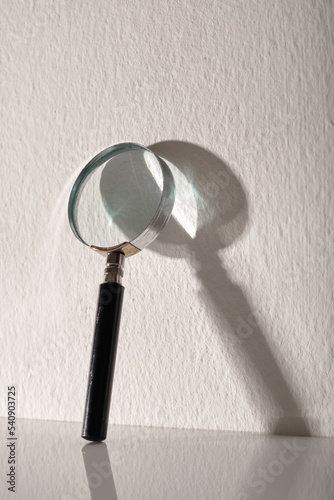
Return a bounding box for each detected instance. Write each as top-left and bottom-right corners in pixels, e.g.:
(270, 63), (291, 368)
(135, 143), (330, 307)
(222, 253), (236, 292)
(68, 143), (171, 249)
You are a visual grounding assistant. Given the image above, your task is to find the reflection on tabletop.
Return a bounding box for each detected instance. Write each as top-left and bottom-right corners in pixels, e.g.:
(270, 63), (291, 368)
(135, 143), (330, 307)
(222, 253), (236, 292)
(82, 442), (118, 500)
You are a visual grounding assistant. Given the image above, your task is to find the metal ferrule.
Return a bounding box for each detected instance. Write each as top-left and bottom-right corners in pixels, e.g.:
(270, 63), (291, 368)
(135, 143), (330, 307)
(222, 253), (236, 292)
(104, 252), (125, 284)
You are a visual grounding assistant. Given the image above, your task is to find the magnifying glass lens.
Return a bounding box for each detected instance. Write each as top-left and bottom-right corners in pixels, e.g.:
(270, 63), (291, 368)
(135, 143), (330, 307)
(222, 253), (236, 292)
(72, 147), (164, 248)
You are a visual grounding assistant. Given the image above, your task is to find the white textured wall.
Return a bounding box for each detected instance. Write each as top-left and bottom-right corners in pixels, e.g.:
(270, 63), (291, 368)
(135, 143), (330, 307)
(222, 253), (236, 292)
(1, 0), (333, 436)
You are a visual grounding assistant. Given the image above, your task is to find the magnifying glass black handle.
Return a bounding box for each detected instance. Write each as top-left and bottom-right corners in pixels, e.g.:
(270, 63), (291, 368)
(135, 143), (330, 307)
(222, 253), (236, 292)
(82, 281), (124, 441)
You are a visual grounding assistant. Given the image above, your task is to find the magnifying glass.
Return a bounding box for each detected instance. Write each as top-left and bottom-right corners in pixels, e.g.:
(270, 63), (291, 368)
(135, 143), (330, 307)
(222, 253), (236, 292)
(68, 143), (175, 441)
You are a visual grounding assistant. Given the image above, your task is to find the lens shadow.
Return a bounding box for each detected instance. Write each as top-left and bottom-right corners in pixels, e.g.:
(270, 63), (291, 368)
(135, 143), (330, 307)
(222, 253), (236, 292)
(149, 140), (311, 436)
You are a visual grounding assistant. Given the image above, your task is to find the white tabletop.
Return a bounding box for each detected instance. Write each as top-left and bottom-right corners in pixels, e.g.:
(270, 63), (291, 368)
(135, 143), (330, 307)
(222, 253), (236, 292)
(1, 418), (333, 499)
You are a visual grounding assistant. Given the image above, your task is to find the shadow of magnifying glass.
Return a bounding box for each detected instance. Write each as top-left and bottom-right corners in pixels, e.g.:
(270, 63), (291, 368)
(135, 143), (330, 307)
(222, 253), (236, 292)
(82, 443), (118, 500)
(98, 140), (310, 436)
(148, 140), (311, 437)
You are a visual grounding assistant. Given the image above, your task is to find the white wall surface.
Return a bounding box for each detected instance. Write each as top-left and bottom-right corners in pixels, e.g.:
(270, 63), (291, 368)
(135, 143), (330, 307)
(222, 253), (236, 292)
(1, 0), (333, 436)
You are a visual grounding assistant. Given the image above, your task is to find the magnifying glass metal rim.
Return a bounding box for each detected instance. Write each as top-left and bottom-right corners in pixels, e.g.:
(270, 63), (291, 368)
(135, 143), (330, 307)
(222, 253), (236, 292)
(68, 142), (175, 257)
